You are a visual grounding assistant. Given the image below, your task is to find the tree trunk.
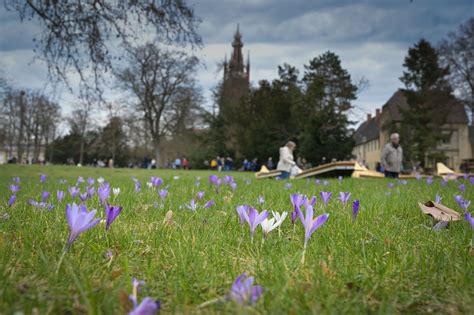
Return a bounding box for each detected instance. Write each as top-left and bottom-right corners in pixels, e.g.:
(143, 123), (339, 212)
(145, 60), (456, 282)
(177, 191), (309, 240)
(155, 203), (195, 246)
(79, 135), (85, 165)
(154, 139), (161, 168)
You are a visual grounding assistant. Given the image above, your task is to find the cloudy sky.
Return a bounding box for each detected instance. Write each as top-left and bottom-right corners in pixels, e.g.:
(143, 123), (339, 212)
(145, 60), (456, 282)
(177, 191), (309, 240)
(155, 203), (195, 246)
(0, 0), (473, 127)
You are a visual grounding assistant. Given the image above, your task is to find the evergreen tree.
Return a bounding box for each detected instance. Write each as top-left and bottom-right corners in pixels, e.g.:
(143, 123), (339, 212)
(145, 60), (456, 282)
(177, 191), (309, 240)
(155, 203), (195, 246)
(298, 51), (356, 164)
(399, 39), (452, 167)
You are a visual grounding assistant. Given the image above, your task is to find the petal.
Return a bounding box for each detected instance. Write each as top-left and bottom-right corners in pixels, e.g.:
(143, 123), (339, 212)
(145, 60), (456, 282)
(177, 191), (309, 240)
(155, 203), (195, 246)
(305, 206), (314, 230)
(309, 213), (329, 235)
(251, 285), (264, 304)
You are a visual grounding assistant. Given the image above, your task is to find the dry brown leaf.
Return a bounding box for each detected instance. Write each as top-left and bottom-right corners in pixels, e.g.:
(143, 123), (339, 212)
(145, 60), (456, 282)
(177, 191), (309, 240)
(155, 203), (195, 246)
(163, 210), (174, 226)
(418, 201), (461, 221)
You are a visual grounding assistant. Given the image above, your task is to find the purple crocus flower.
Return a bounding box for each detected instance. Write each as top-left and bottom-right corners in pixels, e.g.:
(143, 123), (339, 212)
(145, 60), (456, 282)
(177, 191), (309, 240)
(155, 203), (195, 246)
(134, 180), (141, 193)
(42, 191), (50, 202)
(458, 198), (471, 212)
(435, 192), (442, 204)
(236, 205), (248, 225)
(339, 192), (351, 207)
(290, 193), (304, 211)
(459, 184), (466, 193)
(388, 183), (394, 189)
(209, 175), (219, 185)
(129, 279), (160, 315)
(290, 210), (298, 224)
(464, 212), (474, 230)
(150, 177), (163, 188)
(203, 200), (215, 208)
(470, 177), (474, 185)
(159, 189), (168, 200)
(284, 183), (292, 190)
(229, 273), (264, 305)
(224, 175), (234, 185)
(257, 196), (265, 205)
(87, 177), (95, 186)
(352, 200), (360, 222)
(105, 204), (123, 230)
(214, 178), (222, 193)
(68, 186), (80, 199)
(416, 174), (422, 180)
(98, 185), (110, 205)
(432, 221), (448, 232)
(426, 177), (433, 185)
(186, 199), (198, 212)
(40, 174), (47, 183)
(9, 184), (20, 194)
(129, 297), (160, 315)
(323, 180), (329, 187)
(241, 207), (268, 240)
(315, 179), (320, 185)
(230, 182), (237, 191)
(28, 200), (54, 210)
(66, 203), (100, 249)
(441, 179), (448, 187)
(196, 191), (205, 200)
(400, 180), (408, 186)
(299, 205), (329, 248)
(8, 194), (16, 207)
(77, 176), (84, 184)
(320, 192), (332, 206)
(338, 176), (343, 182)
(87, 186), (95, 198)
(57, 190), (65, 203)
(12, 177), (20, 183)
(79, 193), (88, 202)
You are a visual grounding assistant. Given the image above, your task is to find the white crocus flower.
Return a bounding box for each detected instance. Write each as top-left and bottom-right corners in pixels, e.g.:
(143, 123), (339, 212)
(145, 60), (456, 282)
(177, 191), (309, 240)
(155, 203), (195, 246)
(113, 188), (120, 198)
(146, 182), (153, 189)
(272, 211), (288, 225)
(272, 211), (288, 236)
(260, 218), (278, 236)
(97, 177), (105, 184)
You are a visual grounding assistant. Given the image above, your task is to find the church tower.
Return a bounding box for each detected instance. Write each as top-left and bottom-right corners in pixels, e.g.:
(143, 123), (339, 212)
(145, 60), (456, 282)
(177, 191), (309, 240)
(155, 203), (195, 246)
(220, 25), (250, 114)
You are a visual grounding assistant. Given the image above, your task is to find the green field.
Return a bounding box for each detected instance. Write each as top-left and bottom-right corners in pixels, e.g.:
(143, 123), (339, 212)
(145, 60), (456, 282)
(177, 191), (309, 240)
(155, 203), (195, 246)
(0, 165), (473, 314)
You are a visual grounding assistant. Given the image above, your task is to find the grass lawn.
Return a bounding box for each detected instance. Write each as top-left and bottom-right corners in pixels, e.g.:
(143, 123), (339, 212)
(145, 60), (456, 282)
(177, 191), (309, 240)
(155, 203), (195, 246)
(0, 165), (473, 314)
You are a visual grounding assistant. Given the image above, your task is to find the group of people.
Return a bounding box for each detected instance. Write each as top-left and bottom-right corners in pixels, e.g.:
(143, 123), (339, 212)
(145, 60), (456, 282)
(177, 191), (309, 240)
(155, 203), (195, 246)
(276, 133), (404, 179)
(207, 156), (234, 171)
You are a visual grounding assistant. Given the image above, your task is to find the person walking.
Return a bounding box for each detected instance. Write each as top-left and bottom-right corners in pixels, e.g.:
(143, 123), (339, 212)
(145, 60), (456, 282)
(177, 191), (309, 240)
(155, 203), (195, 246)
(277, 141), (297, 179)
(381, 133), (403, 178)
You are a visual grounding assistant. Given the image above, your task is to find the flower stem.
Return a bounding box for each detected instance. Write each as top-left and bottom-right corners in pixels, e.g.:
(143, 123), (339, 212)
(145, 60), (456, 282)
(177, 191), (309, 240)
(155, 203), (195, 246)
(301, 248), (306, 265)
(55, 249), (67, 275)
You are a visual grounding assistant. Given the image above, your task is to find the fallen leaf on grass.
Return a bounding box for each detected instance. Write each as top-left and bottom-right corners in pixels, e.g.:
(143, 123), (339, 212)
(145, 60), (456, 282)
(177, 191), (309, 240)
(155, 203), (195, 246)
(119, 290), (133, 312)
(320, 260), (336, 278)
(110, 268), (123, 280)
(418, 201), (460, 221)
(163, 210), (173, 226)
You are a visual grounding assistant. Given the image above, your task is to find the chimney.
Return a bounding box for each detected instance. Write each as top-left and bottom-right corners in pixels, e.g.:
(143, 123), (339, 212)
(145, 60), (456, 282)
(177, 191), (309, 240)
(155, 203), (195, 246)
(367, 113), (372, 121)
(376, 108), (381, 118)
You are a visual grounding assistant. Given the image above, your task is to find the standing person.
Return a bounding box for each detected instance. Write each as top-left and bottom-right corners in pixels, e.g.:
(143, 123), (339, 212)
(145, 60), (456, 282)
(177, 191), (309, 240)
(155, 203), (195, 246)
(175, 157), (181, 169)
(277, 141), (297, 179)
(381, 133), (403, 178)
(267, 157), (274, 170)
(182, 157), (189, 170)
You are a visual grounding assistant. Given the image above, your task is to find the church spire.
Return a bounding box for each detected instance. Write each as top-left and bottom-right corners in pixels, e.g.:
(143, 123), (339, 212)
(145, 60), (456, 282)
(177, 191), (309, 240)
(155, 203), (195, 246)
(230, 24), (244, 73)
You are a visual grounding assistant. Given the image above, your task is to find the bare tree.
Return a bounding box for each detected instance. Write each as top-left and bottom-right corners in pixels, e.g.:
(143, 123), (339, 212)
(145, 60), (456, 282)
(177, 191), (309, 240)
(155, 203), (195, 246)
(438, 18), (474, 123)
(68, 102), (95, 165)
(4, 0), (201, 98)
(115, 43), (200, 164)
(0, 89), (61, 163)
